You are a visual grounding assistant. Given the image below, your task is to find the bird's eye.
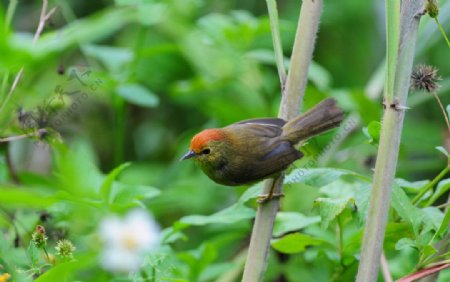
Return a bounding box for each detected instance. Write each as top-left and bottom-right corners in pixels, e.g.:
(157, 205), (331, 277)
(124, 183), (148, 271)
(202, 148), (211, 155)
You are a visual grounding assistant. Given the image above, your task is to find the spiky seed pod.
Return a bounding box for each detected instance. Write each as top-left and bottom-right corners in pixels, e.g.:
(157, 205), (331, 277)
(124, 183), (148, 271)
(410, 64), (441, 93)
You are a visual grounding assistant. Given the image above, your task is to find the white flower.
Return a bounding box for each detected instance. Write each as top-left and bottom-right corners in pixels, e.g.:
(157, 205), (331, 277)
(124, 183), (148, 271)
(99, 209), (160, 273)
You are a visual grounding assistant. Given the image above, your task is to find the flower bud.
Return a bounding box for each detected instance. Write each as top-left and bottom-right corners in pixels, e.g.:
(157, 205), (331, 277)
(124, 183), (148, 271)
(426, 0), (439, 18)
(31, 225), (47, 249)
(55, 239), (76, 260)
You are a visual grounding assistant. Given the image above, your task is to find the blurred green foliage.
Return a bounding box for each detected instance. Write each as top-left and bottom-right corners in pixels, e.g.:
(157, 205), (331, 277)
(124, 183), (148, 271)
(0, 0), (450, 281)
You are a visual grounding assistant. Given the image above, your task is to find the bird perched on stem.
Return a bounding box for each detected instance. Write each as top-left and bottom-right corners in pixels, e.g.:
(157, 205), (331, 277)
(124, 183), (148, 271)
(181, 98), (344, 203)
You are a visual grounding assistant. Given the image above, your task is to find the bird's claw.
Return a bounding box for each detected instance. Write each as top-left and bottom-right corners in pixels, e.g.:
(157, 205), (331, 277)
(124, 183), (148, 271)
(257, 193), (285, 204)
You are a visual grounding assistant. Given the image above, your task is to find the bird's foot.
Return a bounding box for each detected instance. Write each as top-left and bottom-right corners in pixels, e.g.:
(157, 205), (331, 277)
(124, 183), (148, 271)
(257, 193), (285, 204)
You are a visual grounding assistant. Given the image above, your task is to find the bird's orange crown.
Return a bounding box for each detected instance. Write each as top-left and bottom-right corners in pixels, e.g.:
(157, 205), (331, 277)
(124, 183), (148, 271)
(190, 129), (226, 152)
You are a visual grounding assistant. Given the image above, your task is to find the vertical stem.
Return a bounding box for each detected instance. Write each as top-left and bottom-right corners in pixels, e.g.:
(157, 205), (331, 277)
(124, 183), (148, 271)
(265, 0), (287, 87)
(242, 1), (323, 281)
(356, 1), (426, 281)
(278, 0), (322, 120)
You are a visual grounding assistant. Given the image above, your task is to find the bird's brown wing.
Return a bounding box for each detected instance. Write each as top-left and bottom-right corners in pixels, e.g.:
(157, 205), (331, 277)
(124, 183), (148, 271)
(222, 122), (302, 184)
(234, 117), (287, 127)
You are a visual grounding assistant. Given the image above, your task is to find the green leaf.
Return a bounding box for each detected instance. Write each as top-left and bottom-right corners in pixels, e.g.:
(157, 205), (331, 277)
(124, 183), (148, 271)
(395, 237), (416, 250)
(422, 244), (438, 259)
(433, 208), (450, 240)
(35, 8), (138, 54)
(436, 146), (449, 158)
(285, 168), (362, 187)
(421, 207), (444, 234)
(273, 212), (321, 237)
(391, 184), (422, 235)
(100, 162), (131, 203)
(314, 197), (353, 229)
(362, 121), (381, 145)
(426, 178), (450, 206)
(180, 203), (255, 226)
(238, 182), (263, 203)
(35, 255), (95, 282)
(0, 187), (56, 208)
(83, 45), (133, 73)
(271, 233), (323, 254)
(111, 184), (160, 207)
(395, 178), (430, 194)
(27, 242), (39, 266)
(116, 84), (159, 107)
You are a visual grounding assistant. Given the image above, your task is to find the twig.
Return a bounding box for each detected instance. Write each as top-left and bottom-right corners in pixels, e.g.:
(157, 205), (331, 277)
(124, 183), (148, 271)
(0, 129), (48, 143)
(242, 1), (323, 281)
(356, 1), (426, 281)
(0, 0), (57, 115)
(381, 252), (393, 282)
(432, 92), (450, 134)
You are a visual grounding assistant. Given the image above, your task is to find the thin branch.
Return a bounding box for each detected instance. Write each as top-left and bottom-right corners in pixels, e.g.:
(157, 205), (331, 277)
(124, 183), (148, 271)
(432, 92), (450, 134)
(242, 1), (323, 281)
(381, 252), (393, 282)
(356, 1), (427, 281)
(0, 128), (48, 143)
(0, 0), (57, 115)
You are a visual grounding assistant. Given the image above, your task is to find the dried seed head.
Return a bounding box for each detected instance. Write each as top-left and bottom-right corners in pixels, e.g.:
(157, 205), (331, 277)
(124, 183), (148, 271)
(411, 64), (442, 93)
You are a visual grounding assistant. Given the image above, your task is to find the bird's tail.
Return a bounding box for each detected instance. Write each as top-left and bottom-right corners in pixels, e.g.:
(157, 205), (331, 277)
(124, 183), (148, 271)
(281, 98), (344, 144)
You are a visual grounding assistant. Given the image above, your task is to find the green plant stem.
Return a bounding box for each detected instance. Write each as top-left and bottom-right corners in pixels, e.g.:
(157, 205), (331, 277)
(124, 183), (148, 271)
(242, 1), (323, 281)
(5, 0), (18, 31)
(356, 1), (426, 281)
(384, 0), (400, 103)
(42, 246), (51, 263)
(265, 0), (287, 88)
(412, 166), (449, 205)
(434, 18), (450, 48)
(337, 215), (344, 263)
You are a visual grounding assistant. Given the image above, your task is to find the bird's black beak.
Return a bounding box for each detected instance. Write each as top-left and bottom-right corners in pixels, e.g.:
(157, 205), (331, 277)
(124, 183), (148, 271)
(180, 150), (196, 161)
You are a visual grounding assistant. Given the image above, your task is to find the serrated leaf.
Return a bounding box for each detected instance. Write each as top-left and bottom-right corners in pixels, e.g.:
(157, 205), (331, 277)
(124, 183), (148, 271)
(180, 203), (255, 225)
(100, 162), (131, 203)
(271, 233), (322, 254)
(285, 168), (360, 187)
(314, 197), (353, 229)
(273, 212), (321, 237)
(116, 84), (159, 107)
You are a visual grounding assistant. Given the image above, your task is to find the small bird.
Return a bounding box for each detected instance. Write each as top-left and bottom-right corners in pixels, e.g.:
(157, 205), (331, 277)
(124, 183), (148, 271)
(181, 98), (344, 202)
